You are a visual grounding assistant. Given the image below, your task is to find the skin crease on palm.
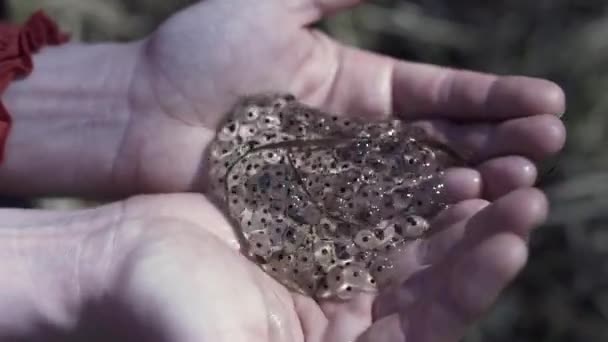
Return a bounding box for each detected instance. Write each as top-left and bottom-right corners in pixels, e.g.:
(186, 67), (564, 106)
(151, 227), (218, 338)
(0, 0), (567, 341)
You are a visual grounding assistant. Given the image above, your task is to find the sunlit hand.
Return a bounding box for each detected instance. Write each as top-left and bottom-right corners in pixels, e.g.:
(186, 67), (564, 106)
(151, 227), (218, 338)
(0, 189), (545, 342)
(119, 0), (565, 197)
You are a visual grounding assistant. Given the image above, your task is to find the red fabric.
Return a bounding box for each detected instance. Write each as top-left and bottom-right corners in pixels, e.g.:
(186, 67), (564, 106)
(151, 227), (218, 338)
(0, 10), (70, 163)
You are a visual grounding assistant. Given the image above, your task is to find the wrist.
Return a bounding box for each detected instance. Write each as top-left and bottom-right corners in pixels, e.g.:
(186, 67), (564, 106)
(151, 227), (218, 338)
(0, 204), (123, 335)
(0, 40), (142, 197)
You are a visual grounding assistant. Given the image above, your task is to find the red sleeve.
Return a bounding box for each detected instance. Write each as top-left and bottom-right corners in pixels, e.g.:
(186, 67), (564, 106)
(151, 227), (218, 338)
(0, 10), (70, 163)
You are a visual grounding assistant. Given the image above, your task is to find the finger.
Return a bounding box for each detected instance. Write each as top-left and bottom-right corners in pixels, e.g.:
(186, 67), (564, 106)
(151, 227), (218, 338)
(425, 234), (527, 342)
(430, 199), (490, 231)
(461, 187), (548, 245)
(413, 114), (566, 163)
(477, 156), (537, 200)
(442, 233), (527, 325)
(315, 44), (565, 121)
(368, 198), (489, 292)
(367, 188), (544, 298)
(441, 167), (482, 203)
(373, 189), (544, 323)
(393, 63), (565, 120)
(420, 199), (490, 262)
(367, 234), (527, 342)
(421, 187), (547, 265)
(419, 234), (527, 342)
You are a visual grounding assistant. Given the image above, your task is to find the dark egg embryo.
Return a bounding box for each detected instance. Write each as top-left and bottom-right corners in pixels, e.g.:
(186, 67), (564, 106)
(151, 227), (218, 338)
(207, 93), (461, 300)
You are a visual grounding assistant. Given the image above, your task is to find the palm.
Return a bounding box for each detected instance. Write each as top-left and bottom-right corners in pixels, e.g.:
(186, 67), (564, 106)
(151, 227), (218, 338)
(121, 0), (565, 196)
(99, 189), (546, 342)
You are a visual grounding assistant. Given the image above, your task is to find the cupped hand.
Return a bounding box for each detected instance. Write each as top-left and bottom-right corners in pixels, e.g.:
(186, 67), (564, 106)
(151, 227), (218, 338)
(117, 0), (565, 195)
(1, 189), (546, 342)
(0, 2), (565, 340)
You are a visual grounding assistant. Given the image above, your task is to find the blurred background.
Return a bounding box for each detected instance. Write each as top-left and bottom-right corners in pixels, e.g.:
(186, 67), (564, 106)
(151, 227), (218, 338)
(4, 0), (608, 341)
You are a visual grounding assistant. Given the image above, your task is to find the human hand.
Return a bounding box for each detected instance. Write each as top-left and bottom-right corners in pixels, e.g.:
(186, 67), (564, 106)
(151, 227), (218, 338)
(123, 0), (566, 197)
(1, 0), (565, 198)
(0, 189), (545, 342)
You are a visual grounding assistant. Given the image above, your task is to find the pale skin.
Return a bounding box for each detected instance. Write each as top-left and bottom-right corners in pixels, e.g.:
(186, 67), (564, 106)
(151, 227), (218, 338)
(0, 0), (566, 341)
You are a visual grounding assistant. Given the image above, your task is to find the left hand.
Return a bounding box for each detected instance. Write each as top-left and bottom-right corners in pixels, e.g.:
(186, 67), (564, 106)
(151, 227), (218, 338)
(0, 189), (546, 342)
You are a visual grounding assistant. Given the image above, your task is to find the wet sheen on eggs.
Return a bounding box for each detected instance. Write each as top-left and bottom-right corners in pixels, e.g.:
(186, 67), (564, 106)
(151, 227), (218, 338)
(207, 93), (462, 300)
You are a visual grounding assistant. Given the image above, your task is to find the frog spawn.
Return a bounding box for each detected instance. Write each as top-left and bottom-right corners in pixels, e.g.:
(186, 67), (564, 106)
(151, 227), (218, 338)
(207, 93), (460, 300)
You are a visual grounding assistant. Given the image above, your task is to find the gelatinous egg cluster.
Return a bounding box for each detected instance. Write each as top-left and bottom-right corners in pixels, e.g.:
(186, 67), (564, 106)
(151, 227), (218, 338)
(207, 93), (460, 300)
